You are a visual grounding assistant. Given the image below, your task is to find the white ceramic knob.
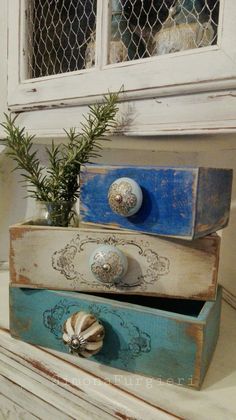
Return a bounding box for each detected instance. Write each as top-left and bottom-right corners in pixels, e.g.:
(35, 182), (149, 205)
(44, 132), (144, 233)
(108, 177), (143, 217)
(89, 245), (128, 284)
(63, 311), (105, 357)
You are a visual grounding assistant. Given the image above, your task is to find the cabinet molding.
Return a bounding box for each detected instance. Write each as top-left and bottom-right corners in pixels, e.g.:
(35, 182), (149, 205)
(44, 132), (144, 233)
(10, 88), (236, 137)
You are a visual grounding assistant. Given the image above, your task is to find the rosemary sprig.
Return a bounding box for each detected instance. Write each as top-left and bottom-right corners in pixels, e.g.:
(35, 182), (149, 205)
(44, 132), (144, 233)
(1, 92), (119, 202)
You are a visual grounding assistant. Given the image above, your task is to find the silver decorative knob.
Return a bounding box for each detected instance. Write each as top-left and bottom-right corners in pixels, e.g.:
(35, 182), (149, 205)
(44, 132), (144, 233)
(63, 311), (105, 357)
(89, 245), (128, 284)
(108, 177), (143, 217)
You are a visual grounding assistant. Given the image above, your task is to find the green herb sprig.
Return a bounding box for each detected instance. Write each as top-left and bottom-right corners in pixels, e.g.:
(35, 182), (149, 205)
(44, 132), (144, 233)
(1, 92), (119, 203)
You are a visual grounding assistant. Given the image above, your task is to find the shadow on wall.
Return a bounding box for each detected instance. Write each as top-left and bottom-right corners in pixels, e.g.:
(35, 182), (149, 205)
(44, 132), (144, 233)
(0, 153), (27, 261)
(219, 201), (236, 302)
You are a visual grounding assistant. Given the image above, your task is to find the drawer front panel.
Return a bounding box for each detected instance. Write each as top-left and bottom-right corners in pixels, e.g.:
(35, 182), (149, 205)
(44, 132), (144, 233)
(10, 225), (220, 300)
(9, 287), (222, 389)
(80, 166), (232, 239)
(80, 166), (197, 238)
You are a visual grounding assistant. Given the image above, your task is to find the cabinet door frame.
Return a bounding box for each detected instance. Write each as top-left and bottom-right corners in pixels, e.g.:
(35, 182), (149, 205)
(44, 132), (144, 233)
(8, 0), (236, 110)
(5, 0), (236, 136)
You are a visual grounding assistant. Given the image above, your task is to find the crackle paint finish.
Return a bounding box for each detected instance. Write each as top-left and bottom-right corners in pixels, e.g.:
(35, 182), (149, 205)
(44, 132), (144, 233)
(10, 286), (222, 389)
(80, 166), (232, 239)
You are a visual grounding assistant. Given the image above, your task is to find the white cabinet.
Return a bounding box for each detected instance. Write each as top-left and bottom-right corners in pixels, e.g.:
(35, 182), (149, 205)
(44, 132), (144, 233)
(5, 0), (236, 135)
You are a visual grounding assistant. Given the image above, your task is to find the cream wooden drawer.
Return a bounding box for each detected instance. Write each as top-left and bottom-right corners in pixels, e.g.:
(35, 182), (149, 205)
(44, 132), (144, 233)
(10, 223), (220, 300)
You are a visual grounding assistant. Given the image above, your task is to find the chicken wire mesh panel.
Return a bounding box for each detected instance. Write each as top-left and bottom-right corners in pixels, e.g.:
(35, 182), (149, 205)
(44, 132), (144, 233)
(108, 0), (220, 64)
(26, 0), (97, 79)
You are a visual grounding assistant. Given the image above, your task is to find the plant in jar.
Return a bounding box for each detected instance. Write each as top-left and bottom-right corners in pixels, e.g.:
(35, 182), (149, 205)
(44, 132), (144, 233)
(1, 93), (119, 226)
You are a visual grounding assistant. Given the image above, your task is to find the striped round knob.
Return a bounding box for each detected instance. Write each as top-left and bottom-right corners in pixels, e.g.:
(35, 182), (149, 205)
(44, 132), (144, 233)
(63, 311), (105, 358)
(89, 245), (128, 284)
(108, 177), (143, 217)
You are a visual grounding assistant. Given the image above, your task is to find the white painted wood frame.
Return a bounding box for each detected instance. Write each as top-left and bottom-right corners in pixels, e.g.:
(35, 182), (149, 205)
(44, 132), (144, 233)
(6, 0), (236, 136)
(0, 329), (176, 419)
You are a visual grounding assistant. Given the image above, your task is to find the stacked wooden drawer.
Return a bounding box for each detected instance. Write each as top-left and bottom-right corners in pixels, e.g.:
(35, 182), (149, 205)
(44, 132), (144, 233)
(9, 166), (233, 389)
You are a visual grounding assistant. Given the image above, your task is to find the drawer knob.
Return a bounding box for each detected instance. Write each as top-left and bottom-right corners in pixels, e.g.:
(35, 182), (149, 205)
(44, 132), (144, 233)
(108, 177), (143, 217)
(89, 245), (128, 284)
(63, 311), (105, 357)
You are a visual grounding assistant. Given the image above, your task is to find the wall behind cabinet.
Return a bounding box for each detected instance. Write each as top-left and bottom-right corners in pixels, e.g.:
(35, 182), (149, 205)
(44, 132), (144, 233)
(0, 0), (7, 125)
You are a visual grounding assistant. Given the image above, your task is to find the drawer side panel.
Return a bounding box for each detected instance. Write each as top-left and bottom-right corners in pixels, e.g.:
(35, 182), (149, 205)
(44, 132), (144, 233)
(200, 286), (222, 385)
(195, 168), (233, 237)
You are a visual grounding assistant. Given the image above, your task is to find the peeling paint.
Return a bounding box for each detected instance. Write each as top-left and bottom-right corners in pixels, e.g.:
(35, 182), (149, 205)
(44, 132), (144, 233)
(114, 412), (137, 420)
(186, 323), (203, 388)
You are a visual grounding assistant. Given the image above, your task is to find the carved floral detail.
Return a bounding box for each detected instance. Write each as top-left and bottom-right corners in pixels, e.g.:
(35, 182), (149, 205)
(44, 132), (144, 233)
(43, 300), (151, 365)
(43, 299), (78, 339)
(91, 250), (125, 284)
(89, 304), (151, 366)
(52, 234), (170, 290)
(108, 180), (137, 216)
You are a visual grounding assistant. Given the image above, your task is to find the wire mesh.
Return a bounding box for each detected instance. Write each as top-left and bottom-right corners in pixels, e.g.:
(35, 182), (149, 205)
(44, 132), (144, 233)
(27, 0), (97, 78)
(26, 0), (220, 78)
(108, 0), (220, 63)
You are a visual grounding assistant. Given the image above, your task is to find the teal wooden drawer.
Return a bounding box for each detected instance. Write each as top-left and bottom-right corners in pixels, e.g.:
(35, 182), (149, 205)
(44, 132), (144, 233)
(80, 165), (232, 239)
(10, 223), (220, 300)
(10, 286), (222, 389)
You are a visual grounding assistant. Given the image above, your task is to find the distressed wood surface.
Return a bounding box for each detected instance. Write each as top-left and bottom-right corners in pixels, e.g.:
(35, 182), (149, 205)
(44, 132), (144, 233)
(10, 224), (220, 300)
(5, 89), (236, 139)
(9, 286), (222, 389)
(0, 374), (80, 420)
(200, 292), (222, 383)
(80, 166), (232, 239)
(0, 392), (37, 420)
(195, 167), (233, 236)
(0, 355), (115, 420)
(0, 329), (179, 420)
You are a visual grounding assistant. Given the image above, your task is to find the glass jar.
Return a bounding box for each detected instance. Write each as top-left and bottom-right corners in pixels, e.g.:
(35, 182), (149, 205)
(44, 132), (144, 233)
(31, 201), (79, 227)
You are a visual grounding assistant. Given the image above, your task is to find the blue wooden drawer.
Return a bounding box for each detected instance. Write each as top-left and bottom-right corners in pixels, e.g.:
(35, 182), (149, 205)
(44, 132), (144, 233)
(80, 165), (232, 239)
(10, 286), (222, 389)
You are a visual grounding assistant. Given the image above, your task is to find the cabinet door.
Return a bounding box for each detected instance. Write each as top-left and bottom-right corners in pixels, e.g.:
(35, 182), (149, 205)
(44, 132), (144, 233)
(6, 0), (236, 135)
(8, 0), (236, 109)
